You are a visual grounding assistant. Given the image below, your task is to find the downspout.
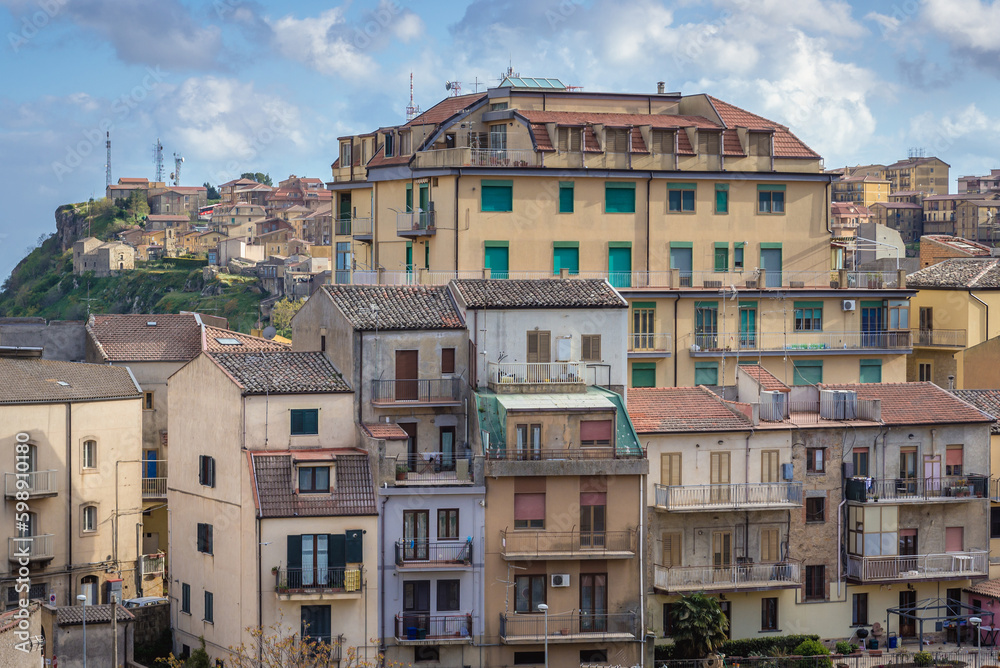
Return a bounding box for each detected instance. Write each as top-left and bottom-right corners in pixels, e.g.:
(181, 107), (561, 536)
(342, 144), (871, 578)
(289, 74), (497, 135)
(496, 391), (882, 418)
(256, 514), (262, 665)
(646, 174), (652, 277)
(639, 469), (645, 668)
(970, 291), (989, 339)
(673, 296), (680, 385)
(380, 495), (389, 655)
(358, 332), (364, 426)
(455, 171), (461, 274)
(837, 497), (846, 597)
(66, 402), (73, 598)
(826, 180), (833, 234)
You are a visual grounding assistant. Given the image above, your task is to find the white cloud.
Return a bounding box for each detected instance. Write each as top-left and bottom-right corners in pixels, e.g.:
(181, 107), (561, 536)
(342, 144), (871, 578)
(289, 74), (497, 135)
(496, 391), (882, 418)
(923, 0), (1000, 52)
(717, 0), (866, 38)
(267, 8), (377, 79)
(909, 104), (993, 149)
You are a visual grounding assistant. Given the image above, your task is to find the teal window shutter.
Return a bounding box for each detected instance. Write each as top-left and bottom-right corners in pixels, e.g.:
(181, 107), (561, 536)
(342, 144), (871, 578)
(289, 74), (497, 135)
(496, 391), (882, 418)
(559, 182), (574, 213)
(605, 182), (636, 213)
(792, 360), (823, 386)
(715, 184), (729, 214)
(553, 246), (579, 275)
(484, 245), (509, 279)
(631, 362), (656, 388)
(714, 244), (728, 272)
(860, 359), (882, 383)
(481, 180), (513, 212)
(694, 362), (719, 386)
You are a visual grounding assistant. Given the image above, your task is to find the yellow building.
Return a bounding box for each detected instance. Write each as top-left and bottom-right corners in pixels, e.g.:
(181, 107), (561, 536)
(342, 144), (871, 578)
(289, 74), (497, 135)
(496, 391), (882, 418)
(905, 258), (1000, 387)
(0, 351), (144, 608)
(832, 175), (890, 207)
(326, 78), (914, 388)
(885, 156), (950, 196)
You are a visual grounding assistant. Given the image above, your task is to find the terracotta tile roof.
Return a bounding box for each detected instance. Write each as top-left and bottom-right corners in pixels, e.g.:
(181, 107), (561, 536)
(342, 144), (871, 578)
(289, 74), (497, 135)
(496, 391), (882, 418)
(220, 178), (259, 188)
(707, 96), (821, 159)
(922, 235), (992, 256)
(361, 423), (409, 440)
(872, 202), (922, 210)
(950, 389), (1000, 434)
(886, 156), (949, 169)
(209, 351), (351, 394)
(627, 386), (753, 433)
(530, 124), (553, 151)
(146, 214), (190, 222)
(203, 326), (289, 353)
(519, 109), (721, 130)
(722, 129), (745, 156)
(57, 604), (134, 626)
(87, 313), (202, 362)
(118, 177), (149, 184)
(452, 279), (627, 309)
(250, 451), (377, 517)
(906, 258), (1000, 288)
(323, 285), (464, 331)
(406, 93), (486, 127)
(739, 365), (789, 392)
(0, 358), (141, 404)
(965, 578), (1000, 599)
(820, 382), (995, 426)
(366, 142), (413, 168)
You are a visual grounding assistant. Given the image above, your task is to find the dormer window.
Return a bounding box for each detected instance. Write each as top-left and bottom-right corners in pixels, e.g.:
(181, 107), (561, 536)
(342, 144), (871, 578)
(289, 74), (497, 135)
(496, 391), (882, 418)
(340, 142), (352, 167)
(298, 465), (331, 493)
(698, 131), (721, 155)
(400, 132), (411, 155)
(384, 133), (395, 158)
(557, 127), (582, 152)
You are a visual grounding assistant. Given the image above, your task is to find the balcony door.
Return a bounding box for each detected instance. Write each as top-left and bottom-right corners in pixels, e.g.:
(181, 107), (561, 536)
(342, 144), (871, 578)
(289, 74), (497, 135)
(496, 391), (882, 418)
(923, 455), (941, 495)
(739, 304), (757, 349)
(580, 573), (607, 632)
(899, 590), (917, 637)
(403, 580), (431, 636)
(439, 426), (456, 471)
(515, 424), (541, 461)
(143, 449), (158, 479)
(899, 529), (918, 573)
(395, 350), (418, 401)
(899, 447), (917, 494)
(861, 302), (884, 348)
(527, 331), (551, 364)
(579, 492), (606, 548)
(404, 510), (429, 561)
(712, 531), (732, 582)
(710, 452), (731, 503)
(301, 534), (329, 587)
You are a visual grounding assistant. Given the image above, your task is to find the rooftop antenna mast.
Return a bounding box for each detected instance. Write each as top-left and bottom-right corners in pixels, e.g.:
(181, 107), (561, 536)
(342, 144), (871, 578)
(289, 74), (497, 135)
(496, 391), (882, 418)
(105, 132), (112, 189)
(405, 72), (422, 122)
(152, 139), (164, 183)
(445, 80), (462, 97)
(171, 153), (184, 186)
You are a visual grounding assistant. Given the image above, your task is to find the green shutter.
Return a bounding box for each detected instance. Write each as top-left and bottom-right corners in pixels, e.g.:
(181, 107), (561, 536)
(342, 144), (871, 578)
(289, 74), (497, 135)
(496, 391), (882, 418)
(609, 241), (632, 248)
(553, 247), (579, 275)
(793, 360), (823, 386)
(484, 240), (509, 247)
(668, 183), (697, 190)
(861, 300), (884, 309)
(329, 534), (347, 568)
(345, 529), (363, 563)
(694, 362), (719, 386)
(714, 246), (728, 272)
(760, 242), (783, 249)
(290, 410), (303, 435)
(632, 362), (656, 388)
(553, 241), (579, 248)
(481, 180), (513, 212)
(757, 184), (786, 191)
(860, 359), (882, 384)
(485, 246), (509, 278)
(715, 184), (729, 214)
(794, 301), (824, 309)
(605, 182), (636, 213)
(670, 241), (693, 249)
(405, 184), (413, 212)
(632, 302), (656, 309)
(287, 535), (302, 571)
(609, 247), (632, 288)
(559, 182), (574, 213)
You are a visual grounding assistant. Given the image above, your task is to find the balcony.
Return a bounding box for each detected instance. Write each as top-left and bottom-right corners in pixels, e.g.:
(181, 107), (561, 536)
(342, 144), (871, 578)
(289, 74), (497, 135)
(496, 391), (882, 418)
(141, 552), (165, 577)
(627, 333), (672, 357)
(391, 453), (474, 486)
(846, 551), (988, 583)
(142, 460), (167, 500)
(689, 330), (912, 356)
(371, 378), (462, 407)
(654, 562), (800, 594)
(412, 147), (542, 169)
(394, 613), (472, 644)
(486, 446), (635, 461)
(4, 470), (58, 499)
(395, 539), (472, 569)
(654, 482), (803, 512)
(351, 217), (373, 241)
(500, 529), (636, 560)
(499, 611), (639, 644)
(912, 328), (967, 348)
(487, 361), (587, 393)
(396, 211), (436, 238)
(846, 476), (988, 503)
(274, 567), (364, 600)
(8, 534), (54, 563)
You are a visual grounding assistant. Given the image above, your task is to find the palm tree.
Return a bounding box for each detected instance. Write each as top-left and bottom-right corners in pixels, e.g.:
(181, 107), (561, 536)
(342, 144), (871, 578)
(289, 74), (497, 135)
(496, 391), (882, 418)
(669, 592), (730, 659)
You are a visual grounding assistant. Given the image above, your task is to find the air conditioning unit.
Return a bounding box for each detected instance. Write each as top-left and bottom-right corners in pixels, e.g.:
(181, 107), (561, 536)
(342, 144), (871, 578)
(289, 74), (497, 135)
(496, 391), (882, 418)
(842, 299), (856, 311)
(759, 390), (788, 422)
(820, 389), (857, 420)
(551, 574), (571, 587)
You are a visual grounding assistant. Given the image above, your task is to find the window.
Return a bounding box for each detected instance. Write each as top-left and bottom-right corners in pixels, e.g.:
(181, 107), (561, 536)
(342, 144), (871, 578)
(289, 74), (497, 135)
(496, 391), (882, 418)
(852, 593), (869, 626)
(946, 445), (963, 476)
(919, 362), (932, 382)
(515, 652), (547, 665)
(860, 359), (882, 383)
(631, 362), (656, 388)
(695, 301), (718, 348)
(714, 244), (728, 272)
(606, 128), (630, 153)
(668, 183), (696, 212)
(415, 647), (440, 663)
(481, 180), (513, 212)
(806, 448), (825, 473)
(734, 243), (745, 270)
(298, 466), (330, 493)
(663, 602), (675, 636)
(946, 526), (964, 552)
(552, 244), (579, 275)
(340, 143), (351, 167)
(199, 455), (215, 488)
(515, 424), (541, 460)
(181, 583), (191, 614)
(437, 580), (460, 611)
(301, 605), (332, 645)
(758, 184), (786, 213)
(793, 360), (822, 386)
(290, 409), (319, 435)
(82, 505), (97, 532)
(204, 591), (214, 623)
(632, 303), (655, 347)
(514, 493), (544, 529)
(489, 124), (507, 149)
(804, 565), (825, 600)
(661, 531), (681, 566)
(197, 523), (213, 555)
(889, 299), (909, 330)
(580, 492), (606, 547)
(526, 330), (551, 364)
(559, 182), (574, 213)
(660, 453), (682, 487)
(761, 598), (778, 631)
(794, 302), (823, 331)
(82, 440), (97, 469)
(580, 420), (613, 446)
(143, 392), (154, 410)
(715, 184), (729, 214)
(490, 102), (509, 111)
(761, 528), (780, 562)
(437, 509), (459, 540)
(605, 182), (636, 213)
(441, 348), (455, 374)
(514, 574), (546, 612)
(853, 447), (869, 477)
(992, 508), (1000, 539)
(582, 650), (609, 664)
(651, 129), (674, 154)
(581, 335), (601, 361)
(694, 362), (718, 386)
(806, 497), (826, 523)
(557, 127), (582, 152)
(384, 133), (394, 157)
(761, 450), (780, 483)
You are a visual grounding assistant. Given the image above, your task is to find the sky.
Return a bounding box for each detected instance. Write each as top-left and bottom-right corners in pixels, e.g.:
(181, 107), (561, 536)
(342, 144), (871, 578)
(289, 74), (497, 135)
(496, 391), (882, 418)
(2, 0), (1000, 284)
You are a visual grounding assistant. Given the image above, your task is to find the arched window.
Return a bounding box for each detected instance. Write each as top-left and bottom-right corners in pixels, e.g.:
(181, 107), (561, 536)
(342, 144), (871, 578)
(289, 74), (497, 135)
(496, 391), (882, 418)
(82, 505), (97, 533)
(80, 575), (98, 605)
(82, 440), (97, 469)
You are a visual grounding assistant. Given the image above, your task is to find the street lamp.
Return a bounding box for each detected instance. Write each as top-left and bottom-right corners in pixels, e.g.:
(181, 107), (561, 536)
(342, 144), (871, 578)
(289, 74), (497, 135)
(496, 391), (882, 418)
(537, 604), (549, 668)
(76, 594), (88, 668)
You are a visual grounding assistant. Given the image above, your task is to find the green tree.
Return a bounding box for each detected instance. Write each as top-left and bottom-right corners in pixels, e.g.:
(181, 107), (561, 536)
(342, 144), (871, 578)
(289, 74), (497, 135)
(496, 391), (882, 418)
(124, 190), (149, 223)
(241, 172), (272, 186)
(668, 592), (730, 659)
(270, 297), (304, 337)
(203, 182), (220, 200)
(792, 639), (832, 668)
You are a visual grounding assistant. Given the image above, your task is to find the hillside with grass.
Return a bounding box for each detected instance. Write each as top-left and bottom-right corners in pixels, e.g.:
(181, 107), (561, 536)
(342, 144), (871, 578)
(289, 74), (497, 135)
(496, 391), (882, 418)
(0, 199), (272, 332)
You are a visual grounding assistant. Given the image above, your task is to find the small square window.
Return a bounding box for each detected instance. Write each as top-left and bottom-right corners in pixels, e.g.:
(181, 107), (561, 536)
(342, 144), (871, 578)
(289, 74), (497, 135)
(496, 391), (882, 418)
(298, 466), (330, 493)
(806, 497), (826, 523)
(668, 186), (696, 212)
(290, 409), (319, 436)
(581, 335), (601, 361)
(758, 188), (786, 214)
(806, 448), (825, 473)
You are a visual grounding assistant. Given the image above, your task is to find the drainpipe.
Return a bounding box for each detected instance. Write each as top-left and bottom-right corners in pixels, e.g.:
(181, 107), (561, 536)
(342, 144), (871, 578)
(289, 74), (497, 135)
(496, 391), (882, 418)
(646, 175), (652, 277)
(455, 171), (461, 274)
(380, 495), (389, 655)
(66, 402), (73, 599)
(358, 332), (364, 426)
(639, 468), (645, 668)
(970, 291), (989, 339)
(672, 296), (680, 385)
(837, 497), (846, 597)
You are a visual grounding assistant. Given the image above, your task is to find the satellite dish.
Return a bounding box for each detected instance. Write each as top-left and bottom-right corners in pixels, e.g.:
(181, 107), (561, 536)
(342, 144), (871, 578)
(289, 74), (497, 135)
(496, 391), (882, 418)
(262, 326), (277, 340)
(445, 82), (452, 91)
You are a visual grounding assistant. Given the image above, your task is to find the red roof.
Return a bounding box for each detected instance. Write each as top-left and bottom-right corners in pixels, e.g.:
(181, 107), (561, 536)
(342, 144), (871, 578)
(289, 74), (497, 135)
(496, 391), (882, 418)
(519, 109), (721, 130)
(820, 382), (995, 427)
(362, 423), (410, 440)
(738, 365), (789, 392)
(406, 93), (486, 127)
(707, 96), (820, 159)
(627, 386), (752, 433)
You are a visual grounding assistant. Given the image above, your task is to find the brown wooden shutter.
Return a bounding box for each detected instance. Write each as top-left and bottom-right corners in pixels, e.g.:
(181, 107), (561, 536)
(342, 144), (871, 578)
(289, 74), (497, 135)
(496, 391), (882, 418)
(557, 127), (569, 152)
(699, 131), (721, 155)
(712, 531), (732, 567)
(762, 450), (779, 483)
(662, 532), (681, 567)
(441, 348), (455, 374)
(710, 452), (730, 484)
(527, 331), (551, 363)
(761, 528), (779, 562)
(660, 453), (681, 487)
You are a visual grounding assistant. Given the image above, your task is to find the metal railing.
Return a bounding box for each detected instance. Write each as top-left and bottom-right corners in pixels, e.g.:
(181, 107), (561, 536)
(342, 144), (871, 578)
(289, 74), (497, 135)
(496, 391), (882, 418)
(8, 534), (54, 562)
(499, 611), (639, 640)
(846, 550), (988, 581)
(335, 217), (352, 236)
(350, 217), (373, 237)
(486, 446), (632, 461)
(654, 561), (800, 593)
(274, 567), (363, 593)
(691, 329), (912, 352)
(654, 482), (802, 511)
(913, 328), (968, 347)
(845, 475), (988, 502)
(141, 553), (165, 576)
(627, 333), (672, 352)
(142, 477), (167, 499)
(395, 539), (472, 566)
(4, 470), (58, 497)
(501, 529), (636, 558)
(392, 452), (473, 483)
(394, 613), (472, 641)
(845, 271), (902, 288)
(656, 651), (1000, 668)
(371, 377), (462, 405)
(396, 211), (436, 235)
(487, 361), (586, 386)
(470, 148), (538, 167)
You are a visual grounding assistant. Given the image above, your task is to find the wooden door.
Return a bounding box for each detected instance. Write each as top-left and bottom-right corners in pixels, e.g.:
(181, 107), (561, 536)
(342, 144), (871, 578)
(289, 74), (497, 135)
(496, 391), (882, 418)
(400, 423), (418, 467)
(899, 590), (917, 637)
(527, 331), (551, 364)
(395, 350), (418, 401)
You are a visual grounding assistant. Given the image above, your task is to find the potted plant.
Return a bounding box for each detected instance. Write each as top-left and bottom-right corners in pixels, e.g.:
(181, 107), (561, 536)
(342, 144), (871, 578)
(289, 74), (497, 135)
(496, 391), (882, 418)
(396, 463), (408, 481)
(270, 566), (279, 576)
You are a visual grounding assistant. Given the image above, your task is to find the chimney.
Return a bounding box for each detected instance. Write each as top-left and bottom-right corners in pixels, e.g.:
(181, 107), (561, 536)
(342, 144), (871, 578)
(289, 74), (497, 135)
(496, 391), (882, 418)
(947, 375), (955, 390)
(656, 81), (665, 94)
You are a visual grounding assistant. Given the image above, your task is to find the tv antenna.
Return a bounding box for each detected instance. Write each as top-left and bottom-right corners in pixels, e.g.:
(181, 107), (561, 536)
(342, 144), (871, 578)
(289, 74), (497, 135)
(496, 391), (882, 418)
(105, 132), (112, 189)
(445, 81), (462, 96)
(405, 72), (422, 122)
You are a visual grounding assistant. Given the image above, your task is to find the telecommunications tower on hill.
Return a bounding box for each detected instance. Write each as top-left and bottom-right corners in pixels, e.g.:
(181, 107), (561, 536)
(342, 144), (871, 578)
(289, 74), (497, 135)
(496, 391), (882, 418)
(153, 139), (164, 182)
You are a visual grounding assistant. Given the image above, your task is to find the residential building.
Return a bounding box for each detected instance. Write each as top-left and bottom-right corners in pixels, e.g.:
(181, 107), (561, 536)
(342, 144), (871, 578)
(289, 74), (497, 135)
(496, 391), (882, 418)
(919, 235), (992, 269)
(870, 201), (924, 242)
(210, 203), (267, 236)
(831, 175), (889, 208)
(266, 175), (331, 217)
(72, 237), (135, 276)
(148, 186), (207, 216)
(301, 204), (333, 244)
(832, 202), (870, 239)
(0, 351), (143, 610)
(962, 337), (1000, 389)
(0, 317), (86, 361)
(215, 237), (265, 267)
(955, 199), (1000, 244)
(218, 178), (269, 207)
(922, 194), (987, 236)
(40, 603), (136, 667)
(856, 222), (905, 268)
(106, 177), (165, 203)
(145, 214), (192, 232)
(905, 258), (1000, 387)
(885, 156), (950, 196)
(168, 350), (377, 665)
(958, 169), (1000, 194)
